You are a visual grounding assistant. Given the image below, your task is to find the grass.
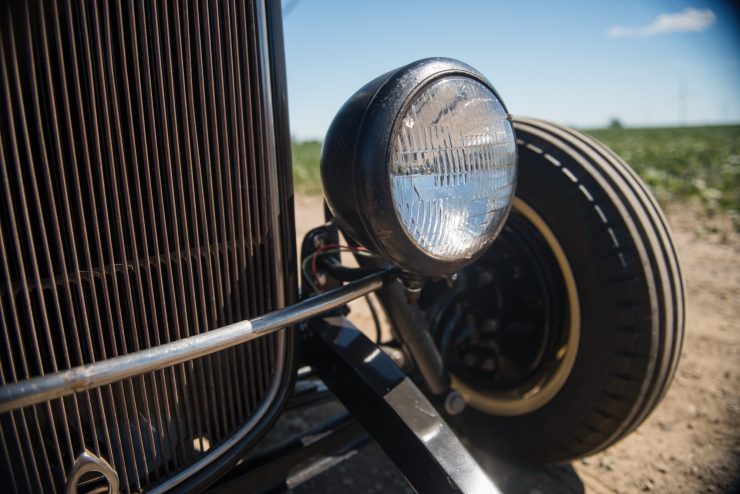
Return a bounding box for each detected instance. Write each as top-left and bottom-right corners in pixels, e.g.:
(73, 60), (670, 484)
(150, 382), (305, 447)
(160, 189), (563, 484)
(292, 126), (740, 215)
(291, 140), (323, 195)
(585, 125), (739, 214)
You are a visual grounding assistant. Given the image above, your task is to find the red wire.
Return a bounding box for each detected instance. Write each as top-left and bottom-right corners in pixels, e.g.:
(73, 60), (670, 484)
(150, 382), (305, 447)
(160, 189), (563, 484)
(310, 243), (339, 282)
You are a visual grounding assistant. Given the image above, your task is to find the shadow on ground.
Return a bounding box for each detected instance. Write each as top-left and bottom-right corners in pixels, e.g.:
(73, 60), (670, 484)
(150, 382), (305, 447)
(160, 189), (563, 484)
(257, 400), (584, 493)
(294, 439), (584, 494)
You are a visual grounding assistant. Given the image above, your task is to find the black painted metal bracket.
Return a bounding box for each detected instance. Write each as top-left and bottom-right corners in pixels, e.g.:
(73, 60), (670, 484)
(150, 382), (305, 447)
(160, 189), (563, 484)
(304, 316), (502, 494)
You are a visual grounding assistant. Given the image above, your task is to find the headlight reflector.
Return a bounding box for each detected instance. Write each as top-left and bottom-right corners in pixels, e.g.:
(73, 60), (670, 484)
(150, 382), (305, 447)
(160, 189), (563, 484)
(390, 76), (517, 259)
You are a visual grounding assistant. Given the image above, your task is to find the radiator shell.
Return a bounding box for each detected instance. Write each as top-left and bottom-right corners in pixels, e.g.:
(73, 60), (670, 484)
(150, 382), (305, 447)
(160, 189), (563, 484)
(0, 0), (296, 492)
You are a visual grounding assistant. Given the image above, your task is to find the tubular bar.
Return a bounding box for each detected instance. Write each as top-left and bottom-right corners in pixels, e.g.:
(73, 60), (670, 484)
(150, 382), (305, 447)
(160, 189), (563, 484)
(0, 270), (392, 413)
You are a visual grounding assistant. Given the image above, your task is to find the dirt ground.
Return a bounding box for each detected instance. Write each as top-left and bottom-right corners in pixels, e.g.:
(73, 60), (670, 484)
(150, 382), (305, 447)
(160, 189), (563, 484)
(289, 194), (740, 494)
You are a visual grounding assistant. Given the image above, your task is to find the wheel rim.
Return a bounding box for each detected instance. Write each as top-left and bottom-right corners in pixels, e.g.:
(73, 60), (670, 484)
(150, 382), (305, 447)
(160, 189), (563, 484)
(431, 198), (581, 416)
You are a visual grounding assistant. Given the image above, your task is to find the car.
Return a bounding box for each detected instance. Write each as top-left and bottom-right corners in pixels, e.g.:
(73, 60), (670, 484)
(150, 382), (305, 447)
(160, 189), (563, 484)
(0, 0), (684, 492)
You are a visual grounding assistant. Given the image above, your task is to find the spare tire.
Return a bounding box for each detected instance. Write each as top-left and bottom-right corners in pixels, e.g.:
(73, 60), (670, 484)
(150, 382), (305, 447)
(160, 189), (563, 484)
(428, 117), (685, 463)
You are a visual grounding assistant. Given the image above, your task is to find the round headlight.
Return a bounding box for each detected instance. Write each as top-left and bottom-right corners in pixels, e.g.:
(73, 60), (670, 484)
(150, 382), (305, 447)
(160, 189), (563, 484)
(321, 58), (517, 276)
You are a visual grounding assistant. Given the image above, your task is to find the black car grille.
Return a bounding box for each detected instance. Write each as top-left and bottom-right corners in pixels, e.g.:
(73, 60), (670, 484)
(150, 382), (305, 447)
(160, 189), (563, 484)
(0, 0), (289, 492)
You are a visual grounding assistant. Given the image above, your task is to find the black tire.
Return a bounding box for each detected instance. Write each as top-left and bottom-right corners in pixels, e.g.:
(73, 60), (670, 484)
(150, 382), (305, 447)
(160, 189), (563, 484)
(445, 117), (686, 463)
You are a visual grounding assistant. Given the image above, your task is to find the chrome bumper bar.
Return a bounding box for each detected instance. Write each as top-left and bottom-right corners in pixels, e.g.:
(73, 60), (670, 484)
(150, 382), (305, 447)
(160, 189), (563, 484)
(0, 270), (391, 413)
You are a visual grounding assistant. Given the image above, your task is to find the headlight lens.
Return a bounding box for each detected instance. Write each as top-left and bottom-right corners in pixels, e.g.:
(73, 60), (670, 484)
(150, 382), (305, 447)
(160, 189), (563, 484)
(390, 77), (517, 259)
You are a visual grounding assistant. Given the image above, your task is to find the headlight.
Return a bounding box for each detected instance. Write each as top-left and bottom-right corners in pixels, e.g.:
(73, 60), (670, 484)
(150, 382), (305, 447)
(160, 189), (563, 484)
(321, 58), (517, 276)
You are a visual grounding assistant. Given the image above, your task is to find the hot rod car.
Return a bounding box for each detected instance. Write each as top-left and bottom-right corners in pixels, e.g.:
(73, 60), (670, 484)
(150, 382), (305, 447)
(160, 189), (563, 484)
(0, 0), (684, 492)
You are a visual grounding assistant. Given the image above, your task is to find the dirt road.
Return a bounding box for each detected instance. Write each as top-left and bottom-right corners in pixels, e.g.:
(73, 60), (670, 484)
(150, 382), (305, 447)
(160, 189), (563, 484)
(290, 195), (740, 493)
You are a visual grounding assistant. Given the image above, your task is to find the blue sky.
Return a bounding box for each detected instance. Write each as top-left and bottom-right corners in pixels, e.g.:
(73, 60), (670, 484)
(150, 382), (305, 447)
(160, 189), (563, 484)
(282, 0), (740, 140)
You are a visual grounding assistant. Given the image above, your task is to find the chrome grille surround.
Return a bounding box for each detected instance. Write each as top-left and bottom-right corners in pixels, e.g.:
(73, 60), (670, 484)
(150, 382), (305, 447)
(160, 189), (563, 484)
(0, 0), (294, 492)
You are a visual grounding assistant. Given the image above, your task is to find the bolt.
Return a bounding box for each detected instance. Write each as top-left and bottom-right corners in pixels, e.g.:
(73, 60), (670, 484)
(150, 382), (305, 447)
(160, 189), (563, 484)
(444, 390), (466, 416)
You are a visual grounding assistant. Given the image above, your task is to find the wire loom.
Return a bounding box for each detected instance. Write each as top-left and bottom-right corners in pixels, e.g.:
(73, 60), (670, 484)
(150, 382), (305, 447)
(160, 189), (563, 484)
(301, 244), (383, 344)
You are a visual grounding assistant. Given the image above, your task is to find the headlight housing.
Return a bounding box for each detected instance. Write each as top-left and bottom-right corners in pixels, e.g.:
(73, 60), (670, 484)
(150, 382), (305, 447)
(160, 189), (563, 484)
(321, 58), (517, 276)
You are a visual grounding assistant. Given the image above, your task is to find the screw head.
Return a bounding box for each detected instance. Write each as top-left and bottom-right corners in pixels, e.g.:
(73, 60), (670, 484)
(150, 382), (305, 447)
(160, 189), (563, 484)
(444, 390), (466, 415)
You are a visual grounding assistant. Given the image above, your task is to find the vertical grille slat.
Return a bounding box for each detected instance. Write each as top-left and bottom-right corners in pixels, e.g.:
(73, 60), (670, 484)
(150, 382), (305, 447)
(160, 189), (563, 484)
(34, 1), (97, 468)
(229, 1), (264, 413)
(222, 0), (245, 424)
(123, 1), (179, 480)
(160, 1), (200, 457)
(225, 0), (255, 420)
(175, 0), (218, 454)
(208, 0), (239, 439)
(1, 17), (65, 489)
(182, 0), (223, 448)
(0, 410), (19, 492)
(88, 2), (152, 488)
(75, 1), (138, 487)
(195, 2), (228, 440)
(48, 0), (103, 463)
(148, 0), (197, 471)
(55, 0), (125, 482)
(1, 1), (290, 492)
(101, 2), (162, 481)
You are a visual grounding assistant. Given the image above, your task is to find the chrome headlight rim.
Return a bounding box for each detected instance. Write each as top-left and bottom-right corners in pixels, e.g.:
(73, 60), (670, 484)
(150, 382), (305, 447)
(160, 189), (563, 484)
(321, 57), (517, 276)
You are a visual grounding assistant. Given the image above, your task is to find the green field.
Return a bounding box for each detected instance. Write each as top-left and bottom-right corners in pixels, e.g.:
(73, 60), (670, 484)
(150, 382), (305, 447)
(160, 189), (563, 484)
(586, 126), (739, 213)
(291, 140), (323, 194)
(293, 126), (740, 214)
